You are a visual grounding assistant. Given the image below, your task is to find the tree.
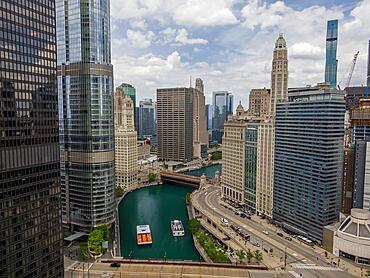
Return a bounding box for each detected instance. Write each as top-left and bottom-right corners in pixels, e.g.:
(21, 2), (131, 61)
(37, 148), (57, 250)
(79, 243), (89, 258)
(254, 250), (263, 264)
(188, 219), (201, 234)
(246, 248), (254, 263)
(88, 225), (109, 256)
(186, 193), (191, 204)
(211, 151), (222, 160)
(236, 250), (246, 262)
(148, 172), (157, 182)
(115, 186), (124, 197)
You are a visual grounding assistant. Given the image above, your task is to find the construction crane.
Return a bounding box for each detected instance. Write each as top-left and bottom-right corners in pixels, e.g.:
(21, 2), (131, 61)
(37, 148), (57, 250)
(338, 51), (360, 92)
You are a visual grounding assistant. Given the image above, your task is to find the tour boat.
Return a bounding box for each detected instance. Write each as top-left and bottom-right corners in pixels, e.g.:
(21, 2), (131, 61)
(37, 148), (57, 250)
(136, 225), (152, 245)
(171, 220), (185, 237)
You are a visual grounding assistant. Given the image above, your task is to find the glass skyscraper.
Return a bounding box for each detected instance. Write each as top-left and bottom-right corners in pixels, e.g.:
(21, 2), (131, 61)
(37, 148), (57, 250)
(212, 91), (233, 130)
(57, 0), (115, 231)
(325, 19), (338, 88)
(273, 87), (345, 241)
(0, 0), (63, 276)
(138, 98), (156, 138)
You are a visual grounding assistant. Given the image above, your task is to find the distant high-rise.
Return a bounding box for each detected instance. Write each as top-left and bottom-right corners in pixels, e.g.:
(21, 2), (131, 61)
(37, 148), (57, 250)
(138, 99), (156, 138)
(0, 1), (63, 276)
(367, 40), (370, 87)
(115, 89), (138, 191)
(193, 79), (208, 158)
(273, 87), (345, 241)
(205, 104), (213, 130)
(118, 83), (138, 130)
(212, 91), (233, 130)
(157, 88), (194, 162)
(247, 88), (270, 118)
(57, 0), (116, 231)
(256, 34), (288, 218)
(325, 19), (339, 88)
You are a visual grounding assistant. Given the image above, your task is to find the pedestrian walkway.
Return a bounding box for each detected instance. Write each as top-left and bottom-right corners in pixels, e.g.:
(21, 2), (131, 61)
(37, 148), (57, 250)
(291, 263), (342, 271)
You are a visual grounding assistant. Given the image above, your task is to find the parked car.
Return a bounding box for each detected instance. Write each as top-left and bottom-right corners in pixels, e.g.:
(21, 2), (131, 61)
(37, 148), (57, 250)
(110, 262), (121, 267)
(240, 213), (246, 218)
(246, 214), (251, 219)
(263, 230), (269, 235)
(285, 236), (292, 241)
(277, 232), (284, 237)
(220, 218), (229, 226)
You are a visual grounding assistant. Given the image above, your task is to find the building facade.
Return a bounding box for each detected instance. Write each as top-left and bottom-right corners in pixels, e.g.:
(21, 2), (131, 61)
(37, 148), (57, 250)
(206, 104), (213, 130)
(117, 83), (137, 130)
(212, 91), (233, 143)
(256, 33), (288, 218)
(115, 90), (138, 191)
(325, 19), (338, 88)
(138, 98), (156, 138)
(0, 0), (63, 276)
(193, 81), (208, 158)
(273, 88), (345, 241)
(248, 88), (270, 118)
(342, 147), (355, 214)
(57, 0), (116, 231)
(157, 88), (193, 162)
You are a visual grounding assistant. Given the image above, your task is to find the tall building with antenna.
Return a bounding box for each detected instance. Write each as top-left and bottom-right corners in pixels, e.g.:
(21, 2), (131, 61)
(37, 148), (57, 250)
(325, 19), (339, 88)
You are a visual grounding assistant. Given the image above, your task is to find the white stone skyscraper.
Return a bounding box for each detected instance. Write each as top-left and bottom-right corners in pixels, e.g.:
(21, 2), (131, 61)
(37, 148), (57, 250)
(115, 88), (138, 191)
(256, 34), (288, 218)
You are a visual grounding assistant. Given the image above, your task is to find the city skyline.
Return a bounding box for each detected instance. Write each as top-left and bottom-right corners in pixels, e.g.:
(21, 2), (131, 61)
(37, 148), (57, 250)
(110, 0), (370, 106)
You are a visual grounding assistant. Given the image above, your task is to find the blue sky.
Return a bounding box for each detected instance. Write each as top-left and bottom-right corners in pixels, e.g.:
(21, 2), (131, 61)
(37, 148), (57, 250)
(110, 0), (370, 108)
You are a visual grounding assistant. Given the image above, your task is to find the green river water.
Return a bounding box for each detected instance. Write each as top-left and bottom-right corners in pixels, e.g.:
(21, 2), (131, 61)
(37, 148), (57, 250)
(118, 164), (221, 261)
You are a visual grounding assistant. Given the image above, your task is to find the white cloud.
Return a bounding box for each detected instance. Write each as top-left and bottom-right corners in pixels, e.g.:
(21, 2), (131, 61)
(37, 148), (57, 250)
(175, 29), (208, 45)
(130, 20), (147, 30)
(126, 29), (155, 48)
(289, 42), (324, 59)
(111, 0), (238, 27)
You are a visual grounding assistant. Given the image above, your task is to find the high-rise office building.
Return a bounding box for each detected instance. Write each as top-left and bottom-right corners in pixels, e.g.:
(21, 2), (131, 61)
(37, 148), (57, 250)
(205, 104), (213, 130)
(115, 89), (138, 191)
(212, 91), (234, 130)
(57, 0), (116, 231)
(0, 1), (63, 276)
(138, 98), (156, 138)
(117, 83), (137, 130)
(325, 19), (338, 88)
(247, 88), (270, 118)
(256, 34), (288, 218)
(221, 102), (259, 212)
(273, 87), (345, 241)
(352, 140), (370, 210)
(157, 88), (194, 162)
(193, 79), (208, 158)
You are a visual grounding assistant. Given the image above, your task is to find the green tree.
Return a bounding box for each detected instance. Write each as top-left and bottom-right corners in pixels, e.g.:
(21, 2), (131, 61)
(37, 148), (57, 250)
(79, 242), (89, 258)
(236, 250), (246, 262)
(115, 186), (124, 197)
(188, 219), (201, 234)
(211, 151), (222, 160)
(186, 193), (191, 204)
(148, 172), (157, 182)
(253, 250), (263, 264)
(246, 249), (254, 263)
(88, 225), (109, 256)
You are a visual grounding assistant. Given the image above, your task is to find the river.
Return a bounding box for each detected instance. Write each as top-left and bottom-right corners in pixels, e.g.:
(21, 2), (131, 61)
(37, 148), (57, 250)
(118, 164), (221, 261)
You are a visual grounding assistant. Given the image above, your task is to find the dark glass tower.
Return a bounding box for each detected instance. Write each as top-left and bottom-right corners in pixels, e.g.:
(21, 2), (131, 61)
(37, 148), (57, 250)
(325, 19), (338, 88)
(0, 0), (63, 277)
(57, 0), (116, 231)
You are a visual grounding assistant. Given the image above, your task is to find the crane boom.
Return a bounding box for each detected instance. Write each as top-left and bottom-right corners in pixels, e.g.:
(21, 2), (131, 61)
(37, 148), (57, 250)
(345, 51), (360, 89)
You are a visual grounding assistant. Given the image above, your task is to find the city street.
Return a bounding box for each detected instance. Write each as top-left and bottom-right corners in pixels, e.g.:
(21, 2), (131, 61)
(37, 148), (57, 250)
(192, 185), (359, 278)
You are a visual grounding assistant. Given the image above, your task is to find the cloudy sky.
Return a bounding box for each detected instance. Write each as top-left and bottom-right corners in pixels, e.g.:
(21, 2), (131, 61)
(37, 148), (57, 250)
(110, 0), (370, 108)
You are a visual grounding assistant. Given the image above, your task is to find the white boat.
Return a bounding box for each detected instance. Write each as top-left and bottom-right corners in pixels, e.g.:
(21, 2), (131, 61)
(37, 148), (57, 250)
(171, 220), (185, 237)
(136, 225), (152, 245)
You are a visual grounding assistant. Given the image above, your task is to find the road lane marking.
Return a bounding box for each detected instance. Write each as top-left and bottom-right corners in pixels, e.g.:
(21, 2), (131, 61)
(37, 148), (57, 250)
(288, 271), (301, 278)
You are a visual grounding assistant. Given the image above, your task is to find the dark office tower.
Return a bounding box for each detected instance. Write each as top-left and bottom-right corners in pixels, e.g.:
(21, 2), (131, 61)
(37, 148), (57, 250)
(273, 86), (345, 241)
(139, 98), (156, 138)
(0, 1), (63, 277)
(325, 19), (338, 88)
(157, 88), (193, 162)
(57, 0), (115, 231)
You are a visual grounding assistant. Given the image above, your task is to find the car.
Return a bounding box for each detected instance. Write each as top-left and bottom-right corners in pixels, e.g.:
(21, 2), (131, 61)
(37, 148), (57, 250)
(253, 242), (260, 247)
(234, 211), (240, 216)
(222, 236), (231, 241)
(285, 236), (292, 241)
(240, 213), (246, 218)
(220, 218), (229, 226)
(110, 262), (121, 267)
(246, 215), (251, 219)
(277, 232), (284, 237)
(263, 230), (269, 235)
